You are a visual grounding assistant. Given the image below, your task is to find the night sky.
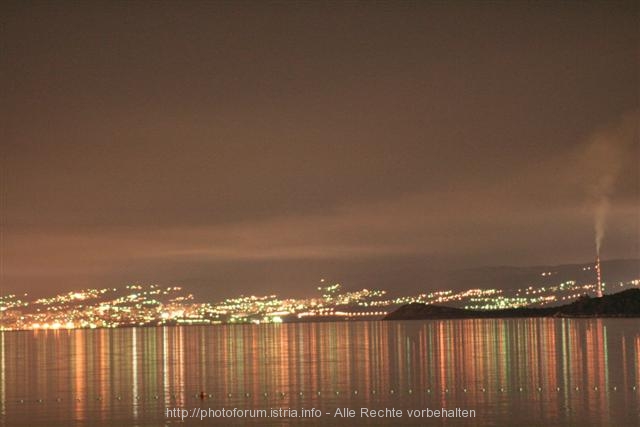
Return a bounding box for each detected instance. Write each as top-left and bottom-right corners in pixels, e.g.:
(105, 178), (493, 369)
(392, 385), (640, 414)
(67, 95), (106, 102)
(2, 1), (638, 298)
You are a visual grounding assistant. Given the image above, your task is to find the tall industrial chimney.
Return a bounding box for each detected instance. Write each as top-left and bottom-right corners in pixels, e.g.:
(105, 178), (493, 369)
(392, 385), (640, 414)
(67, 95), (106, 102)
(595, 256), (603, 298)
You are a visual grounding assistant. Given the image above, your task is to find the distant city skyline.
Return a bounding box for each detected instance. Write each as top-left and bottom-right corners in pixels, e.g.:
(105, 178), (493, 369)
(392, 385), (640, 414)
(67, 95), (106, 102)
(2, 1), (638, 299)
(3, 261), (638, 331)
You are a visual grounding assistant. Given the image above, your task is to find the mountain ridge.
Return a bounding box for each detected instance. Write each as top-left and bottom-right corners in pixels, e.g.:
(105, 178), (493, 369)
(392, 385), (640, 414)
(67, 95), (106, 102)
(384, 288), (640, 320)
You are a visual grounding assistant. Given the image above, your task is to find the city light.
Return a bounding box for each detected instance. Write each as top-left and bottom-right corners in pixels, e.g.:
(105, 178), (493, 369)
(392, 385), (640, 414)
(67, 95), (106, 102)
(0, 276), (638, 331)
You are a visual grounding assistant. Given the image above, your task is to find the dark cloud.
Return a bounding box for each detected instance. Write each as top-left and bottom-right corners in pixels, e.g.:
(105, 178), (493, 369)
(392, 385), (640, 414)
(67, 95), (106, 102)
(1, 1), (638, 297)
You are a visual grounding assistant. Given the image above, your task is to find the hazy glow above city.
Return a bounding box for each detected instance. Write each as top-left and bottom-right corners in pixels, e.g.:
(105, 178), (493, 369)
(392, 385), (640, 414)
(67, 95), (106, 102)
(1, 2), (638, 300)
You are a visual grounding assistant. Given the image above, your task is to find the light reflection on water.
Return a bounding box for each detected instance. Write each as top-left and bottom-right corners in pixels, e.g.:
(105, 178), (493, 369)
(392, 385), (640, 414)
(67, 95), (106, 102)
(0, 319), (639, 426)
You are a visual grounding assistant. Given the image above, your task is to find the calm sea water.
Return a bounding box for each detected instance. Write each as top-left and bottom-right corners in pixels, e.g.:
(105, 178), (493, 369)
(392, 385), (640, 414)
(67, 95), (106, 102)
(0, 319), (639, 426)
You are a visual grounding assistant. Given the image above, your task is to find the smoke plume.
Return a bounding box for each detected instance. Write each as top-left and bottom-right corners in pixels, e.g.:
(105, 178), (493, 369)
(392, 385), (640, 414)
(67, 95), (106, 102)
(580, 111), (638, 255)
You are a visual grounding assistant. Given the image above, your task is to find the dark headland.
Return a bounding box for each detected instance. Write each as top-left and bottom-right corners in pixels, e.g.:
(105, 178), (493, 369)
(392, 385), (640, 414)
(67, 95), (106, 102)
(384, 288), (640, 320)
